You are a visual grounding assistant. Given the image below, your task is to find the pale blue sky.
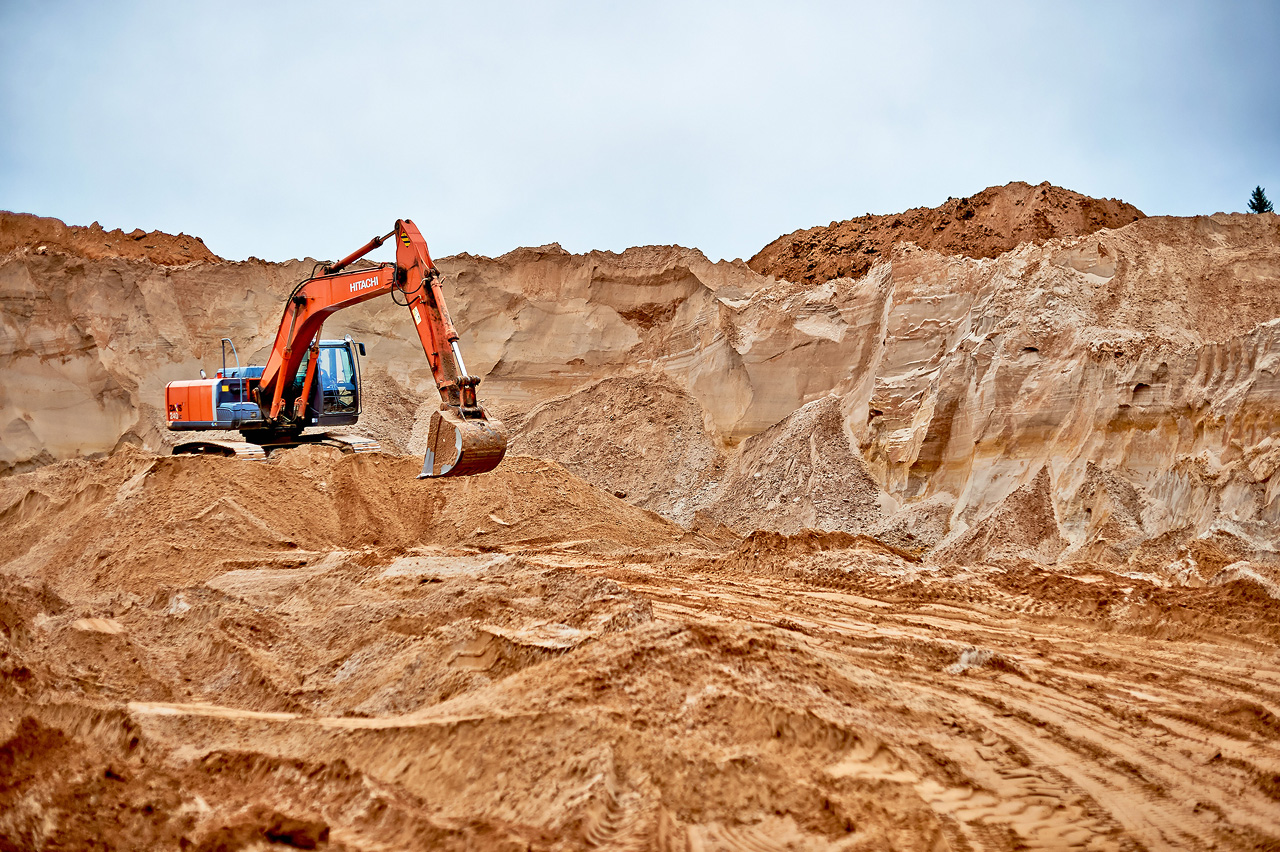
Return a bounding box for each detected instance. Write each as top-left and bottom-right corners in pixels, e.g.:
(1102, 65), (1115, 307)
(2, 1), (1277, 263)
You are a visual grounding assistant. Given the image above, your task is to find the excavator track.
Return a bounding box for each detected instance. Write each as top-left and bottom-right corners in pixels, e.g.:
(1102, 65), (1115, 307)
(317, 434), (381, 453)
(171, 439), (268, 460)
(173, 432), (380, 460)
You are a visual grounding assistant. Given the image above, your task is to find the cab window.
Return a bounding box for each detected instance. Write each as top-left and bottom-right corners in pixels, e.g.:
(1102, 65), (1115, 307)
(320, 345), (357, 412)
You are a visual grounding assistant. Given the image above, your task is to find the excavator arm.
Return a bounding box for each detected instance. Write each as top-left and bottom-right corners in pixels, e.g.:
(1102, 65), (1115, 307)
(254, 219), (506, 477)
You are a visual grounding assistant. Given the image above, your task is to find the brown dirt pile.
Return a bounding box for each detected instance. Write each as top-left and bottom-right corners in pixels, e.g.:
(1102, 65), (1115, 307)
(5, 197), (1280, 848)
(0, 446), (682, 599)
(0, 210), (220, 266)
(701, 396), (885, 534)
(332, 364), (422, 454)
(749, 181), (1145, 284)
(932, 467), (1069, 567)
(508, 374), (724, 523)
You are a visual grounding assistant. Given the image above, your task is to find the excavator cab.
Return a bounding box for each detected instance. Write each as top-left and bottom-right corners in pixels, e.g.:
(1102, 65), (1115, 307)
(318, 340), (360, 415)
(289, 337), (364, 426)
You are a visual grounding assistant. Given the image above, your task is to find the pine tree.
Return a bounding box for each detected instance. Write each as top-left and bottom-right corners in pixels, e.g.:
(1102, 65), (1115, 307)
(1248, 185), (1274, 213)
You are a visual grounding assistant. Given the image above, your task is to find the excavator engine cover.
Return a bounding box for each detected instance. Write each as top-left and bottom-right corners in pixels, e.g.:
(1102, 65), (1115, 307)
(421, 407), (508, 478)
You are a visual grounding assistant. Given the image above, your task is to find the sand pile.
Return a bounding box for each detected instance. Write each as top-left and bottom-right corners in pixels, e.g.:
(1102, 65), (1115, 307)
(932, 468), (1069, 567)
(749, 180), (1145, 284)
(700, 396), (885, 534)
(3, 200), (1279, 570)
(508, 374), (723, 522)
(3, 194), (1280, 850)
(0, 446), (682, 599)
(0, 211), (220, 266)
(345, 364), (424, 454)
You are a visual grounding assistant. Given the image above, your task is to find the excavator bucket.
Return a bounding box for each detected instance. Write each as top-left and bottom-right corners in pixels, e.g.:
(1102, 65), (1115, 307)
(420, 407), (508, 478)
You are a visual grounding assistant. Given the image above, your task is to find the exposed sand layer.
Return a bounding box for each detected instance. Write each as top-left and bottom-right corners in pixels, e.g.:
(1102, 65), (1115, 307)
(748, 181), (1145, 285)
(0, 447), (682, 599)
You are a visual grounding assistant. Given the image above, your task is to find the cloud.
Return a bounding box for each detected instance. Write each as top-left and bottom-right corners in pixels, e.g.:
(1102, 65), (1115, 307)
(2, 0), (1277, 262)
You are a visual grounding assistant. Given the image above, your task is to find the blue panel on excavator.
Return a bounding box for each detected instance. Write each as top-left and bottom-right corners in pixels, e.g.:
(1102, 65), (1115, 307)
(221, 366), (265, 380)
(216, 402), (263, 425)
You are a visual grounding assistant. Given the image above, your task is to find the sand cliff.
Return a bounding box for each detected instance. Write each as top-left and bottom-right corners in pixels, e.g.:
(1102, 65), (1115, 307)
(11, 199), (1279, 576)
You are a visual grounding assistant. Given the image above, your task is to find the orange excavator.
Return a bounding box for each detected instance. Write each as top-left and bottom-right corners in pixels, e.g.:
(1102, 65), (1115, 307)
(164, 219), (507, 477)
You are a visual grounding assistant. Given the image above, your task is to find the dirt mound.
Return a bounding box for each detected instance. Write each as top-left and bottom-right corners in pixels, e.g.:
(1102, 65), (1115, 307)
(702, 396), (886, 534)
(0, 446), (682, 599)
(869, 493), (956, 559)
(712, 529), (920, 588)
(342, 363), (423, 454)
(6, 195), (1280, 849)
(749, 181), (1145, 284)
(508, 374), (723, 523)
(5, 206), (1276, 582)
(932, 467), (1069, 566)
(0, 211), (220, 266)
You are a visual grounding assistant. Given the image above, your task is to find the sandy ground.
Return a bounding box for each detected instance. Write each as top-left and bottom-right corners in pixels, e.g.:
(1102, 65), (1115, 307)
(2, 450), (1278, 851)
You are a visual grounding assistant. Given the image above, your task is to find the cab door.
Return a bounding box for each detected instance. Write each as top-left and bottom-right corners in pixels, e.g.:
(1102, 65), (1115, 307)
(315, 339), (362, 426)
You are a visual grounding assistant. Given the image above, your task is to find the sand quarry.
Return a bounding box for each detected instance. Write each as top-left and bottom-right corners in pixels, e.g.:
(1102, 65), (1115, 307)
(2, 185), (1279, 850)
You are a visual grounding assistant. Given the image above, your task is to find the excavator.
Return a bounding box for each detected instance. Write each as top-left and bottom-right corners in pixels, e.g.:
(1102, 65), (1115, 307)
(164, 219), (507, 478)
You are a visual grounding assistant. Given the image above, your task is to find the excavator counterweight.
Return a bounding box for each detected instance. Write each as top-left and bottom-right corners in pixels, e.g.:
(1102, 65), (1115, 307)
(164, 220), (507, 477)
